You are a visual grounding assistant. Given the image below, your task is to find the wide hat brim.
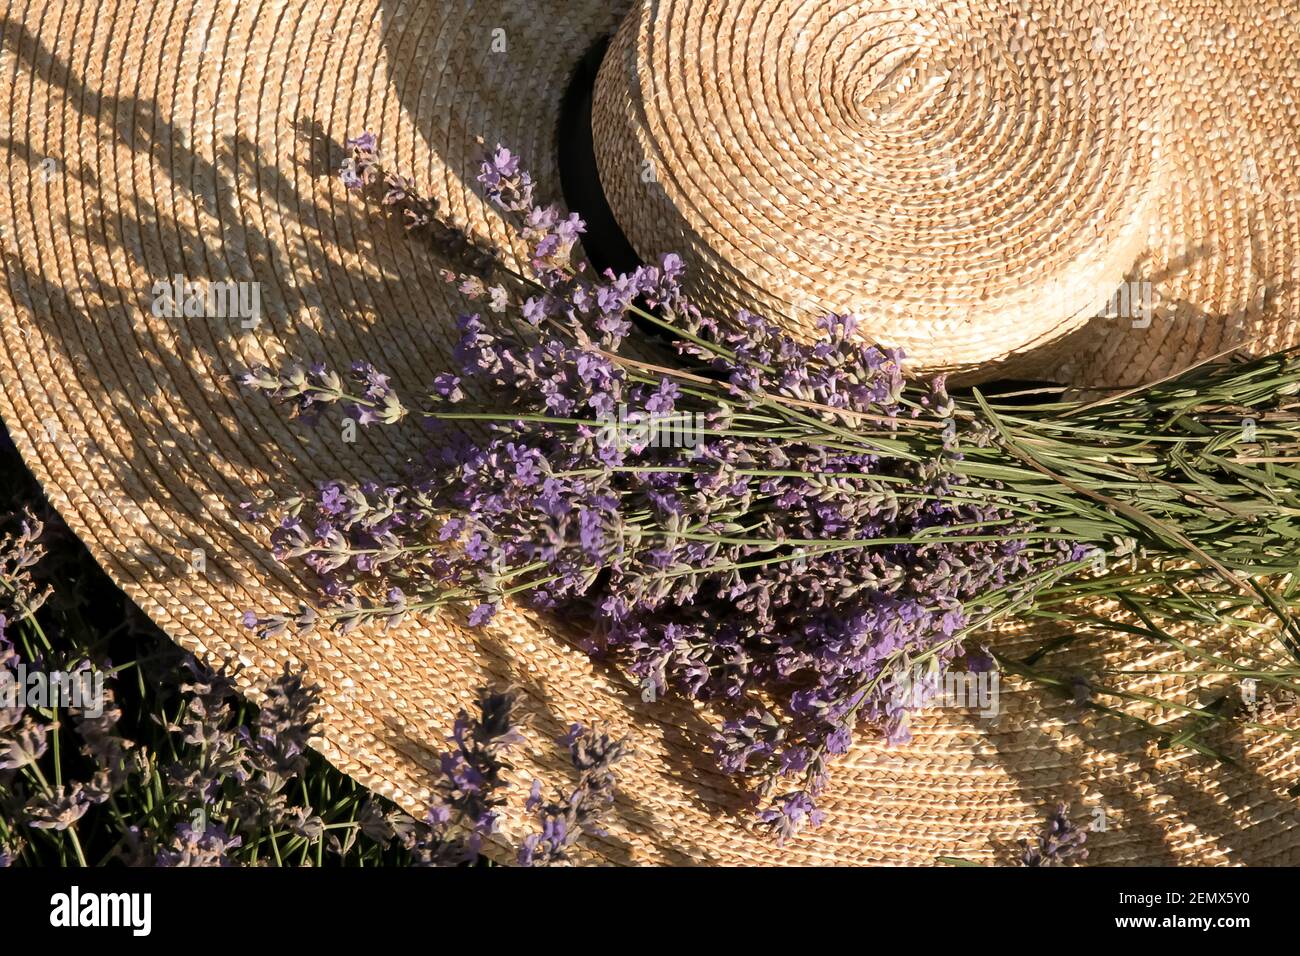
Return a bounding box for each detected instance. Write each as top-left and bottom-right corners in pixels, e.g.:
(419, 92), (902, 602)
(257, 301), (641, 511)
(0, 0), (1297, 864)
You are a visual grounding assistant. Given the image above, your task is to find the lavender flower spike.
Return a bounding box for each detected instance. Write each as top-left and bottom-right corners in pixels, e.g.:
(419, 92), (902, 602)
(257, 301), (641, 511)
(1020, 803), (1089, 867)
(519, 724), (629, 866)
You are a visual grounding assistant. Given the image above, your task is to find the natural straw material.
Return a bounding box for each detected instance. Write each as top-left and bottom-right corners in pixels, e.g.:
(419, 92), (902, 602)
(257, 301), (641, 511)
(0, 0), (1297, 865)
(594, 0), (1166, 376)
(594, 0), (1300, 385)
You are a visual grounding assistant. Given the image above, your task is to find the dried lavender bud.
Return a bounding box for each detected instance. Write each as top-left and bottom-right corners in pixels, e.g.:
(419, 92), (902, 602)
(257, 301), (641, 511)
(757, 790), (826, 845)
(357, 797), (397, 846)
(155, 821), (243, 867)
(519, 724), (628, 866)
(0, 717), (48, 771)
(160, 660), (253, 810)
(0, 512), (48, 600)
(479, 145), (535, 213)
(70, 680), (138, 793)
(239, 362), (406, 428)
(24, 784), (92, 831)
(0, 642), (23, 734)
(285, 805), (326, 841)
(1021, 803), (1089, 867)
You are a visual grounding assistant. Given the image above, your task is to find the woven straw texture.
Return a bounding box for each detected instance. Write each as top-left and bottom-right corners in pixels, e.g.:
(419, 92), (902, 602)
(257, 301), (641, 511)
(0, 0), (1296, 865)
(593, 0), (1300, 385)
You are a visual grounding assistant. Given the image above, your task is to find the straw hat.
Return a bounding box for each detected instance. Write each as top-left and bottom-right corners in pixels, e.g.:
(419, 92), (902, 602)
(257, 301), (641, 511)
(592, 1), (1300, 384)
(1, 0), (1297, 864)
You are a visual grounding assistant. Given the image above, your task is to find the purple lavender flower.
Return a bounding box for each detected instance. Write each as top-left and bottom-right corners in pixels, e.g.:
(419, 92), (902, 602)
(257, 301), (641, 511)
(758, 790), (826, 846)
(247, 140), (1082, 840)
(25, 784), (93, 830)
(1021, 803), (1089, 866)
(519, 725), (628, 866)
(0, 717), (48, 770)
(156, 821), (243, 867)
(339, 132), (379, 191)
(467, 603), (496, 627)
(478, 145), (534, 213)
(404, 689), (524, 866)
(247, 664), (322, 779)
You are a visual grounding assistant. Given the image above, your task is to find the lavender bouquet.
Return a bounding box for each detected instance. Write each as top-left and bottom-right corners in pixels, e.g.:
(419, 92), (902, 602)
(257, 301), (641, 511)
(245, 137), (1300, 839)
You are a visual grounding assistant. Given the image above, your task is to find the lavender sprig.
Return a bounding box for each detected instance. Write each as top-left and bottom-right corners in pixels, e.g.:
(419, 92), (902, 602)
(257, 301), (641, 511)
(519, 724), (628, 866)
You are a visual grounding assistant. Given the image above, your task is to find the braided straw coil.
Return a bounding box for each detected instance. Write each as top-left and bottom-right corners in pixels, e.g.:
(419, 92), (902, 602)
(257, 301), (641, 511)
(594, 0), (1300, 385)
(0, 0), (1297, 865)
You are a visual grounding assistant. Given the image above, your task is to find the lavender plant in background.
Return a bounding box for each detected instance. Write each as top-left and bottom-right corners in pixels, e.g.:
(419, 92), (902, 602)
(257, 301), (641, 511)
(244, 137), (1089, 840)
(0, 503), (624, 866)
(0, 512), (134, 865)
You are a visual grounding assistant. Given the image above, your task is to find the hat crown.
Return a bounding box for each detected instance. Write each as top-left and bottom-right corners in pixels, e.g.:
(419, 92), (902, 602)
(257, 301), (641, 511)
(592, 0), (1171, 379)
